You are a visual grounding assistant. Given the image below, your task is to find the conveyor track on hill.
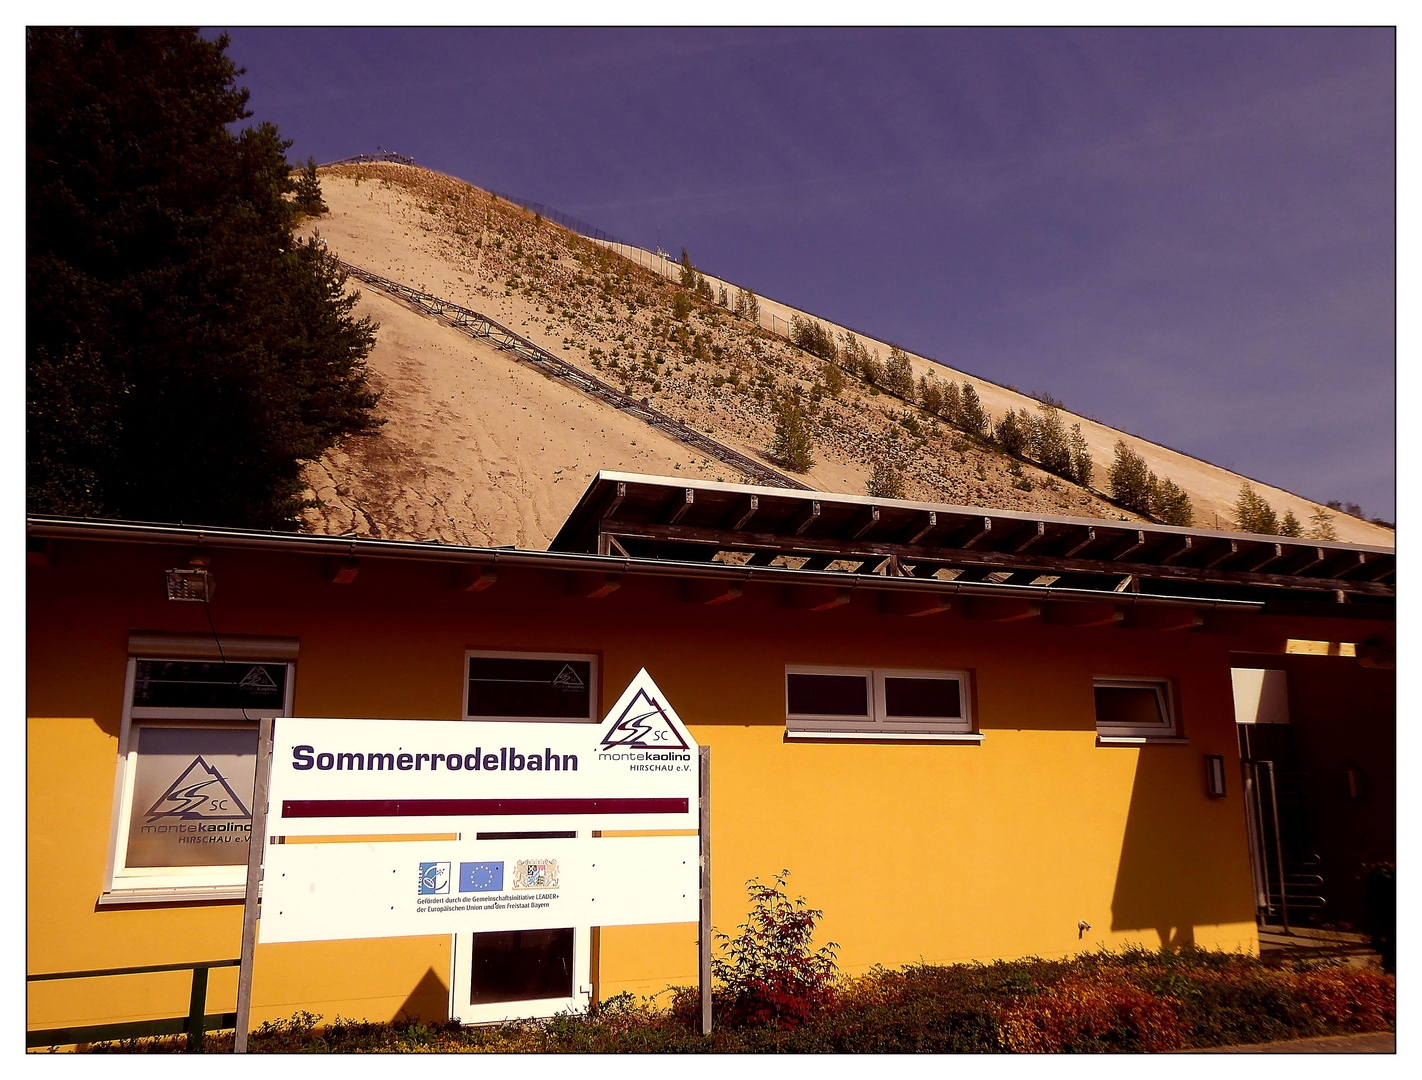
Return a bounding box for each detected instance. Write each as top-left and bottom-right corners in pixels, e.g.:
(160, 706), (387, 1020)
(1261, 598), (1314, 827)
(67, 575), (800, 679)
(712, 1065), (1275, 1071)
(337, 260), (813, 491)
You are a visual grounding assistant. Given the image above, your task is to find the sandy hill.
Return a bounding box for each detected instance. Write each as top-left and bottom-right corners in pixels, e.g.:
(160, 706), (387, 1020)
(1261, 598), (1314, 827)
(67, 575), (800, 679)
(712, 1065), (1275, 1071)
(296, 162), (1391, 550)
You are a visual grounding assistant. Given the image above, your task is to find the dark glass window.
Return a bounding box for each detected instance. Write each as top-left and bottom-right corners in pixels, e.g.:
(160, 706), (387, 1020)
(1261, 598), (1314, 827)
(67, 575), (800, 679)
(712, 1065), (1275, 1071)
(884, 677), (961, 719)
(1094, 685), (1167, 728)
(132, 661), (286, 710)
(786, 673), (869, 717)
(467, 657), (592, 720)
(469, 928), (575, 1004)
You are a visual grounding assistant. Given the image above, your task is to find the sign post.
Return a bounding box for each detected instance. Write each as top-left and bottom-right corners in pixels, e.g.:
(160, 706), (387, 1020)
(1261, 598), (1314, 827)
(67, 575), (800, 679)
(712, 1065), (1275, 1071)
(231, 670), (705, 1046)
(233, 715), (274, 1054)
(698, 745), (712, 1036)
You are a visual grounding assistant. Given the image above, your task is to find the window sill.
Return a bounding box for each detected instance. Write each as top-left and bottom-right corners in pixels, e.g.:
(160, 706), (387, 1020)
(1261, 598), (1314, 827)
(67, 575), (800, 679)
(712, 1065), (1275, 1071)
(786, 730), (982, 744)
(1096, 735), (1190, 746)
(98, 886), (245, 907)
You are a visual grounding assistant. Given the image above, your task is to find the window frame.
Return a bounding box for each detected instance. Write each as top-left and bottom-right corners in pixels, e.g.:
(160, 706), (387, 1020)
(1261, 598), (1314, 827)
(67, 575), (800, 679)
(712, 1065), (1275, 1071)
(462, 650), (600, 724)
(1092, 676), (1181, 743)
(101, 634), (296, 904)
(785, 664), (976, 740)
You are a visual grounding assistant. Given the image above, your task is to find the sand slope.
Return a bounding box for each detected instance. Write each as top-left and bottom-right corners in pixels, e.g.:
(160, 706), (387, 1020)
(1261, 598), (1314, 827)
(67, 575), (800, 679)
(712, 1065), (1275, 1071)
(297, 164), (1390, 549)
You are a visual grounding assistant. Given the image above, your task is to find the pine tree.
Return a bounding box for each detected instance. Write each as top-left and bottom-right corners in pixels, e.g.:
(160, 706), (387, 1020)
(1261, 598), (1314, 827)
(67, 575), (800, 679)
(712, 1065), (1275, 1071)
(773, 400), (815, 472)
(958, 383), (987, 435)
(884, 345), (916, 399)
(866, 461), (906, 499)
(1233, 483), (1279, 535)
(941, 380), (962, 425)
(1279, 510), (1303, 537)
(1033, 405), (1071, 475)
(1109, 441), (1152, 511)
(27, 28), (380, 527)
(1308, 507), (1339, 541)
(1068, 423), (1093, 488)
(822, 362), (845, 398)
(918, 374), (943, 415)
(1149, 477), (1195, 527)
(993, 409), (1027, 455)
(293, 155), (327, 215)
(679, 247), (696, 288)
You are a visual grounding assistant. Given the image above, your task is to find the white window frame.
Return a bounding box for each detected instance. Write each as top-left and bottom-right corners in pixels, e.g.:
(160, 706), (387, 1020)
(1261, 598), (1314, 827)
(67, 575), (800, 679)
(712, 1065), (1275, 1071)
(462, 650), (600, 724)
(101, 634), (296, 904)
(1093, 676), (1183, 743)
(785, 665), (977, 740)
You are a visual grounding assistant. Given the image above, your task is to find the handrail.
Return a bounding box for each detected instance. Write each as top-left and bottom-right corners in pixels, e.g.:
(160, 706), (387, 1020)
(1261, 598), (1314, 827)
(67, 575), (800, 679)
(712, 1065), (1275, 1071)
(335, 259), (812, 493)
(27, 959), (240, 1051)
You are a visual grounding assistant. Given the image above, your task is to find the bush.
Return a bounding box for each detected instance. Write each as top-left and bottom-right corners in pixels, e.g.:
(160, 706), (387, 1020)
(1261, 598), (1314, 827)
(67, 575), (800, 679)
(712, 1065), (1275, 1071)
(772, 402), (815, 473)
(712, 871), (840, 1030)
(867, 462), (906, 499)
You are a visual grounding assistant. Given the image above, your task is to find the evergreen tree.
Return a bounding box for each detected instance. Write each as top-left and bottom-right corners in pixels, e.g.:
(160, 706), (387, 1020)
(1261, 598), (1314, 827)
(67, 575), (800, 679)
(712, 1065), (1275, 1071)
(1279, 510), (1303, 537)
(822, 362), (845, 398)
(679, 247), (696, 288)
(1033, 405), (1071, 475)
(27, 28), (380, 527)
(866, 461), (906, 499)
(1108, 441), (1152, 511)
(941, 380), (962, 426)
(1068, 423), (1093, 488)
(993, 409), (1027, 455)
(1308, 507), (1339, 541)
(884, 345), (915, 400)
(1233, 483), (1279, 535)
(772, 400), (815, 472)
(293, 155), (327, 215)
(1149, 476), (1195, 527)
(918, 374), (943, 415)
(958, 383), (987, 435)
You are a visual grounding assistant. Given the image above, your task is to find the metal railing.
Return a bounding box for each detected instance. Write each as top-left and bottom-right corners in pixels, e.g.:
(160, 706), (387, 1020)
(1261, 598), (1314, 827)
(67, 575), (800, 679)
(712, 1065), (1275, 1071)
(335, 259), (812, 491)
(27, 959), (241, 1051)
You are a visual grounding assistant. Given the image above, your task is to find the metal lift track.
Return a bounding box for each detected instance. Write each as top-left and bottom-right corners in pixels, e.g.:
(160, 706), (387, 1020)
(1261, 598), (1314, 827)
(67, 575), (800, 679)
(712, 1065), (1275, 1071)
(336, 259), (813, 492)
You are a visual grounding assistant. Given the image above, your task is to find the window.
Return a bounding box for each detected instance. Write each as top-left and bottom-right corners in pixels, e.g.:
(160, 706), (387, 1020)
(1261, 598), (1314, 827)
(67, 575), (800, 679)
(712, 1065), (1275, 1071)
(1093, 677), (1178, 741)
(102, 633), (296, 903)
(464, 651), (598, 723)
(785, 666), (975, 739)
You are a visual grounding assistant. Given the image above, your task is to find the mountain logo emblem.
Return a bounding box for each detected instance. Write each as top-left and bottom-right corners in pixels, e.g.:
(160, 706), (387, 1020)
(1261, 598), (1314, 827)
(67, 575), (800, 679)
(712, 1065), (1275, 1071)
(144, 756), (251, 822)
(238, 665), (280, 695)
(551, 664), (585, 692)
(599, 688), (689, 750)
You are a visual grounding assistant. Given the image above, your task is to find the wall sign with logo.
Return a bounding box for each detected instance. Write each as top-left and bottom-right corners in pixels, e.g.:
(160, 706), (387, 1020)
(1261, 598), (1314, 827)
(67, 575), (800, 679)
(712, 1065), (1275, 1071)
(258, 670), (701, 943)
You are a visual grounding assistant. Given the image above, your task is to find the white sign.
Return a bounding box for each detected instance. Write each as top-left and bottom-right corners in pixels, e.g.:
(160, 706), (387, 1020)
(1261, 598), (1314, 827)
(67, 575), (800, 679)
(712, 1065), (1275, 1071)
(266, 669), (699, 836)
(258, 670), (701, 943)
(259, 835), (698, 943)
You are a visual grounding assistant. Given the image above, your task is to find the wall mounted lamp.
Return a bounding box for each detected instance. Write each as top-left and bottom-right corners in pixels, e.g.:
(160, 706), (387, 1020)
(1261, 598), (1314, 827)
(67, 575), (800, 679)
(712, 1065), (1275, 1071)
(1204, 755), (1227, 798)
(165, 555), (214, 602)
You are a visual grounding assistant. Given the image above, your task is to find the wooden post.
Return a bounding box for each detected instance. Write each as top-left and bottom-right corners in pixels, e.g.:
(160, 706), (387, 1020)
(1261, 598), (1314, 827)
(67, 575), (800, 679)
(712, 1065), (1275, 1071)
(233, 715), (275, 1053)
(698, 745), (712, 1036)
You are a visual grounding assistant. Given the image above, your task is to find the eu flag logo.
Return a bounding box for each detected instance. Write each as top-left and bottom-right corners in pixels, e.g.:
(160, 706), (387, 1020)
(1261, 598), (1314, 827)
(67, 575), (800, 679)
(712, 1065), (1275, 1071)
(460, 861), (504, 892)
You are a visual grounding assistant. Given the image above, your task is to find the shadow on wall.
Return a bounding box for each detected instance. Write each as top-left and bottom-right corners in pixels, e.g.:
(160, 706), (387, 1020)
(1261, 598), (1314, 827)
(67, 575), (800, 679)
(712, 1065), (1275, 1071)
(398, 967), (451, 1023)
(1109, 748), (1255, 948)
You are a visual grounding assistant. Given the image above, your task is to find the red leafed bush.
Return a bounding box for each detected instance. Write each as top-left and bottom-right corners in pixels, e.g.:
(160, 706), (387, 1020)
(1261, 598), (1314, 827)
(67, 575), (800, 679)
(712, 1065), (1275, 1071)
(1284, 969), (1395, 1033)
(711, 870), (840, 1030)
(995, 977), (1187, 1053)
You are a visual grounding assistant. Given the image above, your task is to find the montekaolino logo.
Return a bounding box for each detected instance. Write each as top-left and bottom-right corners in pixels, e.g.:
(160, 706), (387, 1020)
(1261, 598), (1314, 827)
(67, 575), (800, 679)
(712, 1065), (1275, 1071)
(144, 756), (251, 822)
(599, 688), (689, 750)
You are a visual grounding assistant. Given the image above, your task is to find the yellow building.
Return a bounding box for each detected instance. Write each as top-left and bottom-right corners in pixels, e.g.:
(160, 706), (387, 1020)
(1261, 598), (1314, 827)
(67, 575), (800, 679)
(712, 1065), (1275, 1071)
(27, 473), (1395, 1044)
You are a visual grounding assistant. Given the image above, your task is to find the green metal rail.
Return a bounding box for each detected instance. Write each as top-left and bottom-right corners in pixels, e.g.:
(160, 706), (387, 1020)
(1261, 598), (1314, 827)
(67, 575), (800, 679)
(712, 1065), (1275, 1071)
(28, 959), (241, 1051)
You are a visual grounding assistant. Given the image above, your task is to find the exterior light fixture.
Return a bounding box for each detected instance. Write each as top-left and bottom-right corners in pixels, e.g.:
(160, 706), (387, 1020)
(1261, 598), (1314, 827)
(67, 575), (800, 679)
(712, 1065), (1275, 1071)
(1205, 754), (1227, 798)
(1345, 765), (1365, 801)
(166, 557), (214, 602)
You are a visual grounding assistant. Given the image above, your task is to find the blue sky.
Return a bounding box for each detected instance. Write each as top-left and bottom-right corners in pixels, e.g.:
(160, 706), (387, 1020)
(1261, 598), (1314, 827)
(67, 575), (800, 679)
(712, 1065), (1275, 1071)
(215, 26), (1396, 521)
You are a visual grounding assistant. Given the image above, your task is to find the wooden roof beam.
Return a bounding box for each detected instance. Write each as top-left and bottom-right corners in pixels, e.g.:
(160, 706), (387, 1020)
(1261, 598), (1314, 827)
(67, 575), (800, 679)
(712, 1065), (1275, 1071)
(1103, 530), (1146, 561)
(902, 511), (938, 546)
(1042, 600), (1123, 628)
(1121, 606), (1203, 632)
(1280, 546), (1325, 576)
(1007, 520), (1047, 554)
(963, 596), (1041, 622)
(846, 505), (880, 540)
(789, 500), (821, 536)
(568, 570), (622, 599)
(1199, 540), (1238, 569)
(950, 516), (993, 550)
(453, 564), (497, 592)
(1238, 543), (1284, 573)
(682, 579), (743, 605)
(325, 556), (360, 584)
(664, 487), (695, 525)
(1057, 527), (1095, 558)
(723, 494), (758, 531)
(1156, 536), (1193, 565)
